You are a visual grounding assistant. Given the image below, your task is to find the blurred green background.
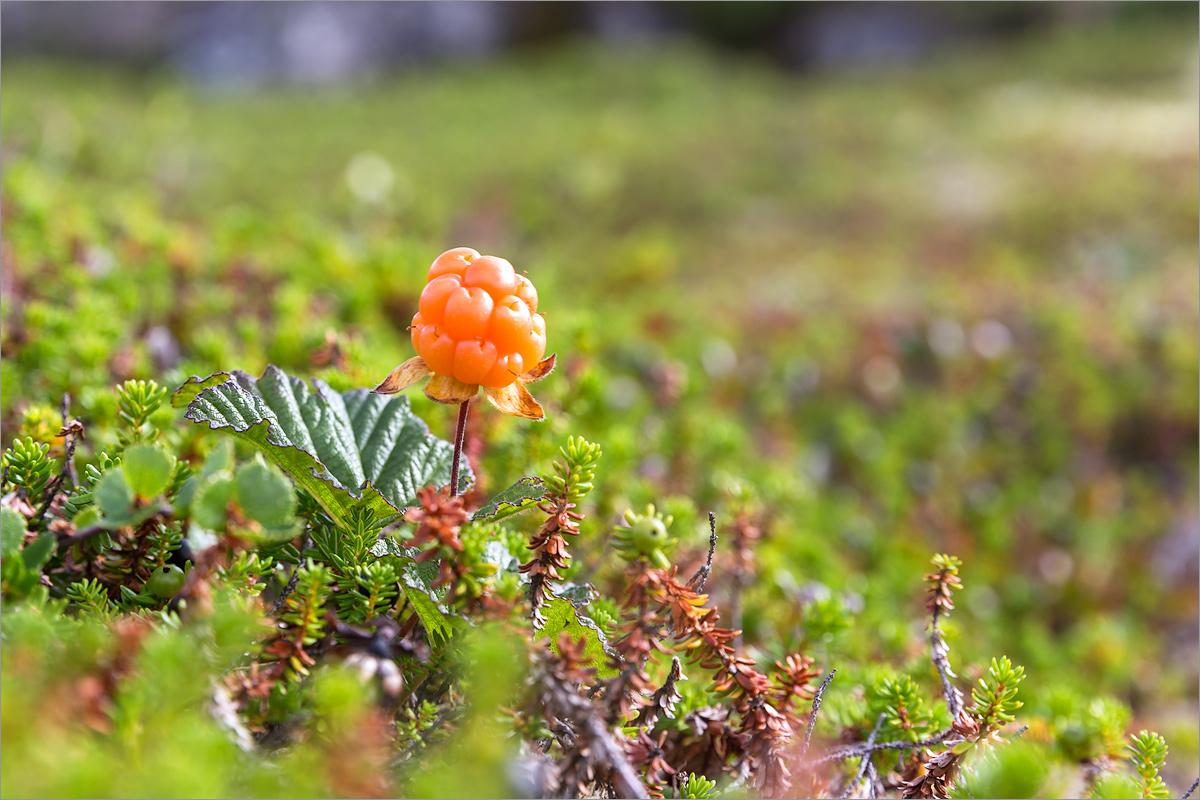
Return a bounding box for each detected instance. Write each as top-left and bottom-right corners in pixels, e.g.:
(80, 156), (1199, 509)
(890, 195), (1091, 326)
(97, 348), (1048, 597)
(2, 1), (1198, 789)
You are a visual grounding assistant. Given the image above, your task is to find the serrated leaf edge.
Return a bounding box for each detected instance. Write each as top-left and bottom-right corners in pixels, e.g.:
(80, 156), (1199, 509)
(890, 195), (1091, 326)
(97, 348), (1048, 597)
(180, 368), (404, 522)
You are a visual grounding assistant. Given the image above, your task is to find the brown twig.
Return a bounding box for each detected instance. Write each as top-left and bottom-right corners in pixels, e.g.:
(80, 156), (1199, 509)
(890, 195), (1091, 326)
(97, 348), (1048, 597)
(688, 512), (718, 592)
(585, 716), (651, 800)
(810, 730), (954, 766)
(802, 668), (836, 758)
(61, 393), (78, 488)
(930, 609), (963, 720)
(925, 559), (965, 720)
(30, 403), (84, 529)
(632, 656), (684, 729)
(1183, 777), (1199, 800)
(270, 563), (304, 618)
(57, 504), (173, 548)
(841, 713), (886, 798)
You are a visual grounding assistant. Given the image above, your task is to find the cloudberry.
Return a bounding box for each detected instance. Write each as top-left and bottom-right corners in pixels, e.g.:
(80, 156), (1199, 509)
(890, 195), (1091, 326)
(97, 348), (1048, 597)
(411, 247), (546, 389)
(373, 247), (554, 421)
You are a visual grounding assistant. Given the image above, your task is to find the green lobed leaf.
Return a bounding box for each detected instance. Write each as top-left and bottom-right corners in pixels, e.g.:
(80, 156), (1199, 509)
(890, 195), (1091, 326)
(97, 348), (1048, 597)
(1, 507), (27, 558)
(471, 477), (546, 522)
(401, 558), (444, 604)
(536, 597), (618, 679)
(176, 366), (466, 526)
(121, 443), (177, 499)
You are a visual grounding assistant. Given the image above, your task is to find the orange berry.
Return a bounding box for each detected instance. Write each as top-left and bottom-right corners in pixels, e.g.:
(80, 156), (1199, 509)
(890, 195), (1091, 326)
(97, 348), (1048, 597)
(504, 352), (526, 380)
(410, 312), (424, 351)
(454, 339), (498, 384)
(464, 255), (518, 297)
(489, 296), (533, 355)
(519, 313), (546, 367)
(418, 275), (462, 325)
(411, 248), (547, 387)
(481, 354), (520, 388)
(428, 247), (477, 281)
(515, 274), (538, 313)
(443, 286), (494, 340)
(418, 326), (457, 377)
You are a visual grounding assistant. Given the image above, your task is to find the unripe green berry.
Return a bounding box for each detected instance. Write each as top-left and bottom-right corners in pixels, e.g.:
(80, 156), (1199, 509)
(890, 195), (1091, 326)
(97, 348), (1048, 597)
(146, 564), (186, 598)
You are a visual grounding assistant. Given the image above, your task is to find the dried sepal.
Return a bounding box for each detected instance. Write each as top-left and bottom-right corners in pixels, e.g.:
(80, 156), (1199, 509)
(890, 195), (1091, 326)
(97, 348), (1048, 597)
(372, 356), (432, 395)
(483, 381), (545, 420)
(425, 373), (479, 405)
(520, 353), (557, 384)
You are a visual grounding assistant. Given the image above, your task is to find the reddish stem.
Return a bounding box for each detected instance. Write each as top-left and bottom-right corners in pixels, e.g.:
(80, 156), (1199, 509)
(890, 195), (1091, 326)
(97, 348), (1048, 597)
(450, 400), (470, 496)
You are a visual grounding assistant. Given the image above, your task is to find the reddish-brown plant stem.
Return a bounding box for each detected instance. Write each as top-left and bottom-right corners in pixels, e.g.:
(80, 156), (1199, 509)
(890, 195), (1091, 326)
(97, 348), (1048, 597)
(450, 400), (470, 496)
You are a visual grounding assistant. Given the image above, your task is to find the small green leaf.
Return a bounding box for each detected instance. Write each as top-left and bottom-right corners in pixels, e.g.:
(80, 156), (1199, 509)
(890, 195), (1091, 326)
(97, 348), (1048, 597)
(193, 474), (235, 531)
(2, 557), (34, 595)
(235, 460), (296, 528)
(122, 443), (177, 499)
(471, 477), (546, 522)
(70, 506), (102, 531)
(119, 585), (159, 608)
(536, 598), (618, 678)
(94, 470), (134, 518)
(1, 507), (27, 557)
(21, 533), (56, 572)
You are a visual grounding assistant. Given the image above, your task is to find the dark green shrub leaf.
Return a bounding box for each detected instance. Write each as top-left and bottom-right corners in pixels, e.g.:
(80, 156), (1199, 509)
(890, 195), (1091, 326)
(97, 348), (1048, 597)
(471, 477), (546, 522)
(176, 367), (464, 526)
(121, 443), (177, 499)
(119, 585), (159, 608)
